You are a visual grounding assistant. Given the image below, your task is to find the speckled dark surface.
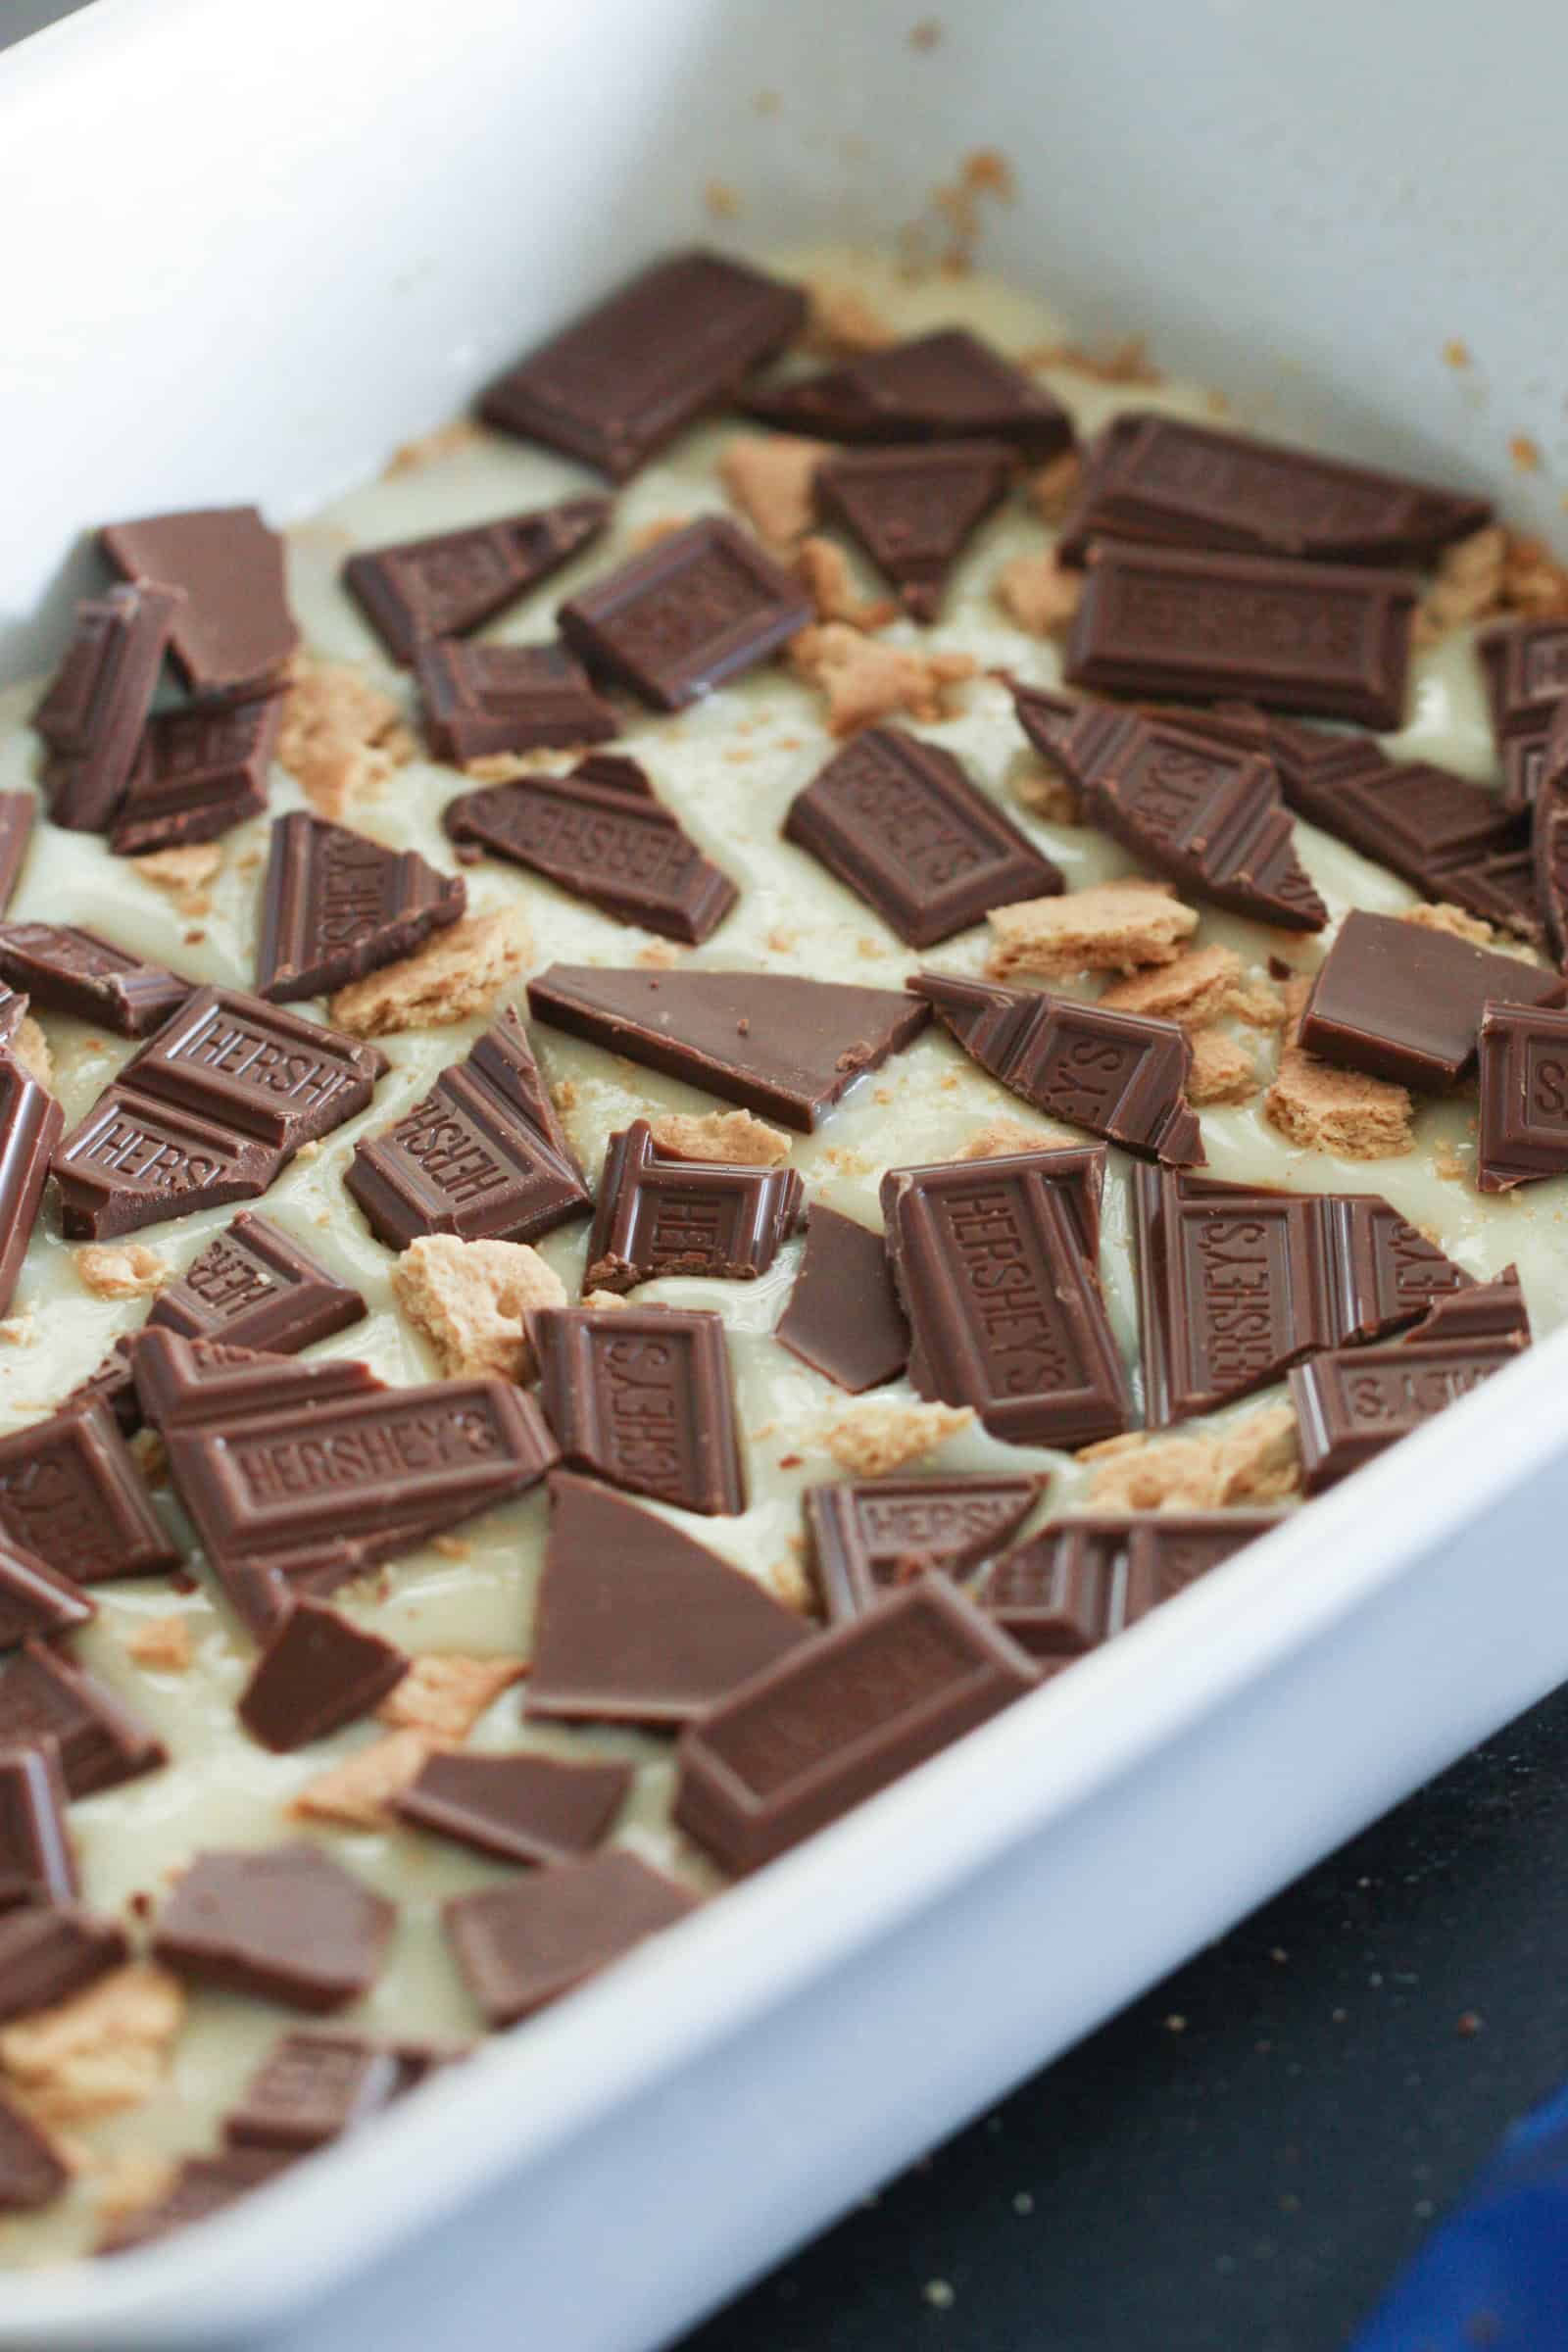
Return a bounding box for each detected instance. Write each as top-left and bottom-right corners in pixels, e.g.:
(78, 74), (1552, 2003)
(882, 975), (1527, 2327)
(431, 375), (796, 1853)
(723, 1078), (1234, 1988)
(679, 1684), (1568, 2352)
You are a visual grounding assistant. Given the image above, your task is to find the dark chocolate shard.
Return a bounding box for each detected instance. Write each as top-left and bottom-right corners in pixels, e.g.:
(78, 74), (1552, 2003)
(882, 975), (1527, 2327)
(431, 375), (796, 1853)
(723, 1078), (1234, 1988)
(110, 692), (281, 858)
(345, 498), (612, 665)
(0, 1642), (166, 1799)
(531, 1305), (744, 1516)
(1131, 1164), (1473, 1424)
(1503, 729), (1551, 815)
(815, 440), (1013, 619)
(0, 1740), (76, 1912)
(0, 797), (34, 914)
(976, 1512), (1278, 1659)
(0, 1901), (128, 2026)
(0, 1052), (63, 1321)
(481, 250), (806, 480)
(53, 1087), (284, 1241)
(1476, 1001), (1568, 1191)
(910, 969), (1202, 1166)
(0, 1398), (178, 1586)
(397, 1747), (633, 1867)
(0, 923), (190, 1036)
(99, 2147), (295, 2256)
(416, 638), (619, 762)
(743, 328), (1074, 461)
(559, 516), (812, 712)
(1481, 618), (1568, 739)
(784, 726), (1062, 948)
(237, 1599), (409, 1752)
(775, 1203), (909, 1395)
(101, 507), (298, 699)
(0, 1537), (96, 1651)
(444, 1849), (699, 2026)
(345, 1005), (590, 1250)
(527, 963), (930, 1133)
(32, 584), (182, 833)
(880, 1148), (1131, 1448)
(147, 1210), (368, 1355)
(255, 812), (466, 1002)
(1298, 908), (1566, 1090)
(804, 1474), (1040, 1622)
(1533, 760), (1568, 964)
(0, 2086), (69, 2213)
(224, 2033), (440, 2153)
(1065, 540), (1416, 729)
(584, 1120), (803, 1293)
(0, 987), (24, 1050)
(132, 1330), (383, 1437)
(114, 985), (386, 1153)
(444, 752), (738, 943)
(526, 1470), (808, 1726)
(154, 1845), (396, 2013)
(674, 1574), (1038, 1876)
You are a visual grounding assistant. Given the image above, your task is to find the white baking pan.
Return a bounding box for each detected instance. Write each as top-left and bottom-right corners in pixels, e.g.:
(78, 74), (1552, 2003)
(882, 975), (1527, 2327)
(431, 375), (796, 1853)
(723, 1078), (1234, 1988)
(3, 1), (1566, 2343)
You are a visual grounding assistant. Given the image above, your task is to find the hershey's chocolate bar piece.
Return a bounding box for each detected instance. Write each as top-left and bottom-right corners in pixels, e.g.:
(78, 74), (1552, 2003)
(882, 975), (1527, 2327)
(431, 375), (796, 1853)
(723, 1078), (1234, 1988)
(0, 1398), (178, 1586)
(526, 1471), (808, 1726)
(0, 923), (190, 1036)
(0, 1740), (76, 1911)
(224, 2032), (436, 2152)
(775, 1203), (908, 1395)
(32, 585), (181, 832)
(416, 639), (619, 762)
(1446, 843), (1546, 950)
(1065, 540), (1416, 728)
(1481, 618), (1568, 738)
(0, 1053), (63, 1322)
(110, 691), (281, 858)
(116, 985), (386, 1153)
(1131, 1165), (1471, 1423)
(1476, 1001), (1568, 1190)
(527, 962), (930, 1133)
(559, 517), (811, 711)
(256, 812), (466, 1002)
(1503, 730), (1551, 813)
(1533, 762), (1568, 964)
(345, 497), (612, 664)
(1057, 412), (1489, 566)
(744, 328), (1074, 460)
(99, 2147), (295, 2256)
(53, 1087), (284, 1240)
(444, 752), (738, 943)
(345, 1005), (590, 1250)
(881, 1148), (1131, 1447)
(1298, 908), (1566, 1090)
(910, 969), (1202, 1166)
(785, 726), (1062, 948)
(398, 1747), (633, 1868)
(805, 1474), (1040, 1622)
(0, 1902), (127, 2026)
(101, 507), (297, 699)
(584, 1119), (803, 1293)
(237, 1599), (409, 1752)
(0, 1641), (166, 1798)
(977, 1512), (1277, 1657)
(481, 250), (806, 479)
(0, 798), (34, 914)
(530, 1304), (744, 1516)
(815, 440), (1013, 619)
(0, 1537), (95, 1651)
(445, 1849), (699, 2026)
(132, 1330), (383, 1437)
(674, 1574), (1037, 1876)
(0, 2085), (69, 2214)
(155, 1845), (396, 2013)
(148, 1211), (367, 1354)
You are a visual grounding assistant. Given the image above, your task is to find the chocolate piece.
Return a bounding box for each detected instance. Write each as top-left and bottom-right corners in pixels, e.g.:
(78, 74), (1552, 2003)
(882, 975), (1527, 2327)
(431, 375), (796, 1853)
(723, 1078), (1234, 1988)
(101, 507), (297, 699)
(1057, 413), (1489, 566)
(115, 986), (386, 1153)
(526, 1471), (808, 1725)
(444, 1849), (699, 2027)
(0, 1052), (63, 1321)
(416, 638), (619, 762)
(53, 1088), (284, 1241)
(345, 1005), (590, 1250)
(1481, 618), (1568, 739)
(0, 1398), (178, 1586)
(558, 517), (811, 712)
(99, 2148), (294, 2255)
(256, 812), (466, 1002)
(784, 726), (1062, 948)
(530, 1305), (743, 1515)
(0, 987), (26, 1050)
(237, 1599), (408, 1753)
(1012, 695), (1325, 931)
(910, 970), (1202, 1166)
(880, 1148), (1131, 1447)
(814, 440), (1013, 619)
(444, 753), (738, 943)
(156, 1845), (395, 2013)
(1132, 1164), (1473, 1422)
(1476, 1001), (1568, 1190)
(0, 1741), (76, 1911)
(64, 1340), (143, 1440)
(1398, 1266), (1531, 1347)
(1503, 730), (1550, 814)
(1065, 540), (1415, 729)
(32, 584), (181, 832)
(224, 2032), (429, 2152)
(110, 691), (281, 858)
(674, 1575), (1037, 1876)
(480, 249), (806, 480)
(775, 1203), (909, 1395)
(0, 1642), (165, 1798)
(0, 1537), (95, 1651)
(397, 1747), (633, 1865)
(743, 328), (1073, 461)
(584, 1119), (803, 1293)
(148, 1210), (368, 1355)
(976, 1512), (1277, 1658)
(0, 1901), (127, 2025)
(0, 797), (34, 914)
(527, 963), (930, 1133)
(0, 2087), (68, 2213)
(1298, 908), (1566, 1090)
(133, 1329), (383, 1437)
(804, 1475), (1039, 1621)
(0, 923), (190, 1036)
(1534, 763), (1568, 964)
(345, 498), (612, 665)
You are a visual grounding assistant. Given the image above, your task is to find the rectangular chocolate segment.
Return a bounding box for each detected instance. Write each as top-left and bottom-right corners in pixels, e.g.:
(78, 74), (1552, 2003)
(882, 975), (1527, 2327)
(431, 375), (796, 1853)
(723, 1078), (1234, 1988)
(53, 1087), (283, 1240)
(0, 1398), (179, 1586)
(100, 507), (297, 700)
(0, 2087), (69, 2215)
(673, 1575), (1037, 1876)
(558, 518), (811, 711)
(110, 692), (281, 858)
(344, 497), (611, 665)
(1477, 1001), (1568, 1190)
(1291, 1299), (1529, 1494)
(0, 1642), (166, 1798)
(0, 923), (190, 1036)
(31, 584), (181, 833)
(0, 1740), (76, 1911)
(148, 1211), (367, 1354)
(1481, 617), (1568, 738)
(116, 986), (385, 1152)
(256, 813), (466, 1002)
(416, 639), (618, 762)
(744, 327), (1074, 460)
(1298, 909), (1566, 1090)
(0, 1054), (63, 1322)
(1533, 762), (1568, 963)
(530, 1304), (745, 1515)
(977, 1513), (1278, 1658)
(584, 1120), (802, 1293)
(0, 798), (34, 915)
(805, 1475), (1039, 1621)
(0, 1537), (95, 1651)
(0, 1903), (128, 2024)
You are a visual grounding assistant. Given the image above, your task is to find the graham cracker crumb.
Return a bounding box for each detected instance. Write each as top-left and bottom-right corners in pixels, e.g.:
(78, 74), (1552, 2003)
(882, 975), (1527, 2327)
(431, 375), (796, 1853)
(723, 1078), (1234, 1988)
(636, 940), (683, 970)
(909, 16), (942, 48)
(790, 623), (974, 735)
(131, 843), (222, 915)
(1187, 1027), (1259, 1105)
(629, 516), (688, 555)
(704, 177), (742, 220)
(1402, 900), (1495, 947)
(0, 1966), (184, 2127)
(648, 1108), (792, 1167)
(430, 1534), (470, 1561)
(126, 1616), (190, 1673)
(1010, 760), (1081, 824)
(958, 1115), (1077, 1158)
(12, 1016), (51, 1092)
(1503, 533), (1568, 618)
(1444, 338), (1471, 369)
(1434, 1142), (1467, 1181)
(994, 549), (1082, 637)
(377, 1654), (526, 1742)
(91, 2147), (178, 2226)
(794, 538), (899, 630)
(987, 878), (1197, 980)
(1266, 1047), (1415, 1159)
(291, 1730), (433, 1828)
(1030, 450), (1085, 526)
(763, 1554), (816, 1613)
(1024, 335), (1162, 386)
(720, 434), (829, 547)
(1414, 526), (1507, 644)
(329, 907), (530, 1036)
(581, 1289), (629, 1310)
(1228, 978), (1288, 1029)
(1101, 944), (1245, 1031)
(804, 280), (895, 356)
(0, 1311), (33, 1348)
(74, 1243), (167, 1300)
(1510, 433), (1543, 474)
(391, 1234), (565, 1382)
(382, 416), (486, 478)
(278, 657), (416, 819)
(1084, 1402), (1301, 1512)
(822, 1399), (974, 1477)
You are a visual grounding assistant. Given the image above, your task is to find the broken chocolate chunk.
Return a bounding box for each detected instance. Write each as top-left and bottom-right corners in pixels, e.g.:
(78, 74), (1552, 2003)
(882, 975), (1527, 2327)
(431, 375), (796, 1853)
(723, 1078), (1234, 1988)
(976, 1512), (1278, 1658)
(744, 328), (1073, 461)
(444, 1849), (699, 2026)
(224, 2032), (433, 2152)
(0, 1642), (165, 1799)
(1298, 908), (1566, 1090)
(32, 584), (182, 833)
(396, 1746), (633, 1867)
(237, 1600), (409, 1753)
(99, 2147), (295, 2255)
(584, 1119), (803, 1292)
(53, 1088), (285, 1241)
(416, 639), (619, 762)
(110, 691), (281, 858)
(147, 1210), (368, 1356)
(0, 923), (190, 1036)
(1481, 617), (1568, 740)
(0, 1740), (76, 1912)
(345, 498), (612, 665)
(101, 507), (298, 700)
(775, 1203), (909, 1395)
(0, 2086), (68, 2214)
(530, 1304), (745, 1515)
(0, 797), (34, 914)
(815, 440), (1013, 619)
(115, 986), (386, 1154)
(0, 1397), (178, 1586)
(0, 1052), (63, 1322)
(255, 812), (466, 1002)
(1476, 1000), (1568, 1191)
(0, 1901), (128, 2026)
(155, 1845), (396, 2013)
(558, 516), (812, 711)
(0, 1538), (95, 1652)
(804, 1474), (1040, 1621)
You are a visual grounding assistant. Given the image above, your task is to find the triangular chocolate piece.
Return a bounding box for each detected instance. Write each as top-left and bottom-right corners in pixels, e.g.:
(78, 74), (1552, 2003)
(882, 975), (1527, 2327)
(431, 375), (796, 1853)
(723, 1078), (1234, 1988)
(237, 1599), (409, 1752)
(816, 441), (1013, 619)
(0, 1640), (167, 1798)
(527, 963), (931, 1132)
(526, 1473), (810, 1726)
(743, 328), (1074, 461)
(344, 498), (611, 666)
(101, 507), (298, 700)
(53, 1089), (284, 1242)
(395, 1748), (633, 1865)
(148, 1210), (367, 1355)
(775, 1204), (907, 1394)
(32, 585), (182, 834)
(804, 1475), (1039, 1621)
(0, 1537), (96, 1652)
(256, 813), (466, 1002)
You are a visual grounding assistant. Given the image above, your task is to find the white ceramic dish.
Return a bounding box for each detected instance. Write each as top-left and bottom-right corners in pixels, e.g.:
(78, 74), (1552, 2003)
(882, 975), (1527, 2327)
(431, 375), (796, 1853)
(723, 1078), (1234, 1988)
(4, 0), (1568, 2342)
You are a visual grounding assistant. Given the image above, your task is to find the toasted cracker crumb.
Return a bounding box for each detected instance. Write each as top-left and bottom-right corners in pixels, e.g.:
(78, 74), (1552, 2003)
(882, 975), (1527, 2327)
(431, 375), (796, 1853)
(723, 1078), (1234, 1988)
(1010, 760), (1081, 824)
(764, 1554), (816, 1613)
(790, 624), (974, 734)
(1187, 1028), (1259, 1105)
(704, 177), (742, 220)
(12, 1016), (51, 1092)
(804, 280), (895, 356)
(629, 516), (689, 555)
(291, 1730), (433, 1828)
(635, 939), (683, 970)
(647, 1108), (792, 1167)
(1030, 450), (1085, 526)
(330, 908), (530, 1036)
(1100, 944), (1245, 1031)
(1024, 335), (1162, 386)
(91, 2146), (178, 2225)
(987, 878), (1197, 980)
(958, 1115), (1077, 1158)
(130, 843), (222, 915)
(822, 1399), (974, 1477)
(1402, 900), (1495, 947)
(1228, 979), (1288, 1029)
(1510, 433), (1543, 473)
(74, 1243), (167, 1300)
(0, 1966), (184, 2127)
(994, 549), (1082, 637)
(581, 1288), (630, 1310)
(1265, 1047), (1415, 1159)
(391, 1234), (565, 1382)
(1084, 1403), (1301, 1512)
(0, 1311), (33, 1348)
(430, 1534), (471, 1562)
(909, 16), (942, 48)
(794, 537), (899, 630)
(377, 1654), (526, 1742)
(720, 435), (828, 547)
(1414, 526), (1507, 644)
(278, 658), (415, 819)
(1503, 533), (1568, 618)
(126, 1616), (190, 1673)
(1434, 1142), (1467, 1181)
(382, 416), (486, 478)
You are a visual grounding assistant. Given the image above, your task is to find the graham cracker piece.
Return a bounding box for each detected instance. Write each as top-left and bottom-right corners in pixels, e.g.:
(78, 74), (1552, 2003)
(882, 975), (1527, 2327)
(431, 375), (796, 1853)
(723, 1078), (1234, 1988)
(131, 843), (223, 915)
(1265, 1047), (1415, 1160)
(1228, 978), (1288, 1029)
(993, 549), (1082, 637)
(74, 1244), (167, 1300)
(957, 1114), (1077, 1158)
(0, 1966), (185, 2127)
(126, 1616), (191, 1673)
(1100, 944), (1245, 1031)
(1414, 525), (1506, 645)
(804, 280), (895, 355)
(12, 1017), (51, 1092)
(381, 416), (487, 478)
(1009, 760), (1081, 825)
(1023, 334), (1162, 385)
(391, 1234), (565, 1381)
(1401, 901), (1496, 949)
(1030, 450), (1085, 526)
(794, 536), (898, 629)
(291, 1730), (433, 1828)
(647, 1108), (792, 1167)
(581, 1289), (629, 1311)
(1083, 1402), (1301, 1512)
(278, 658), (416, 820)
(987, 878), (1197, 980)
(821, 1399), (974, 1477)
(329, 907), (530, 1037)
(1186, 1027), (1259, 1105)
(90, 2147), (179, 2227)
(720, 434), (829, 548)
(790, 623), (974, 735)
(377, 1654), (526, 1743)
